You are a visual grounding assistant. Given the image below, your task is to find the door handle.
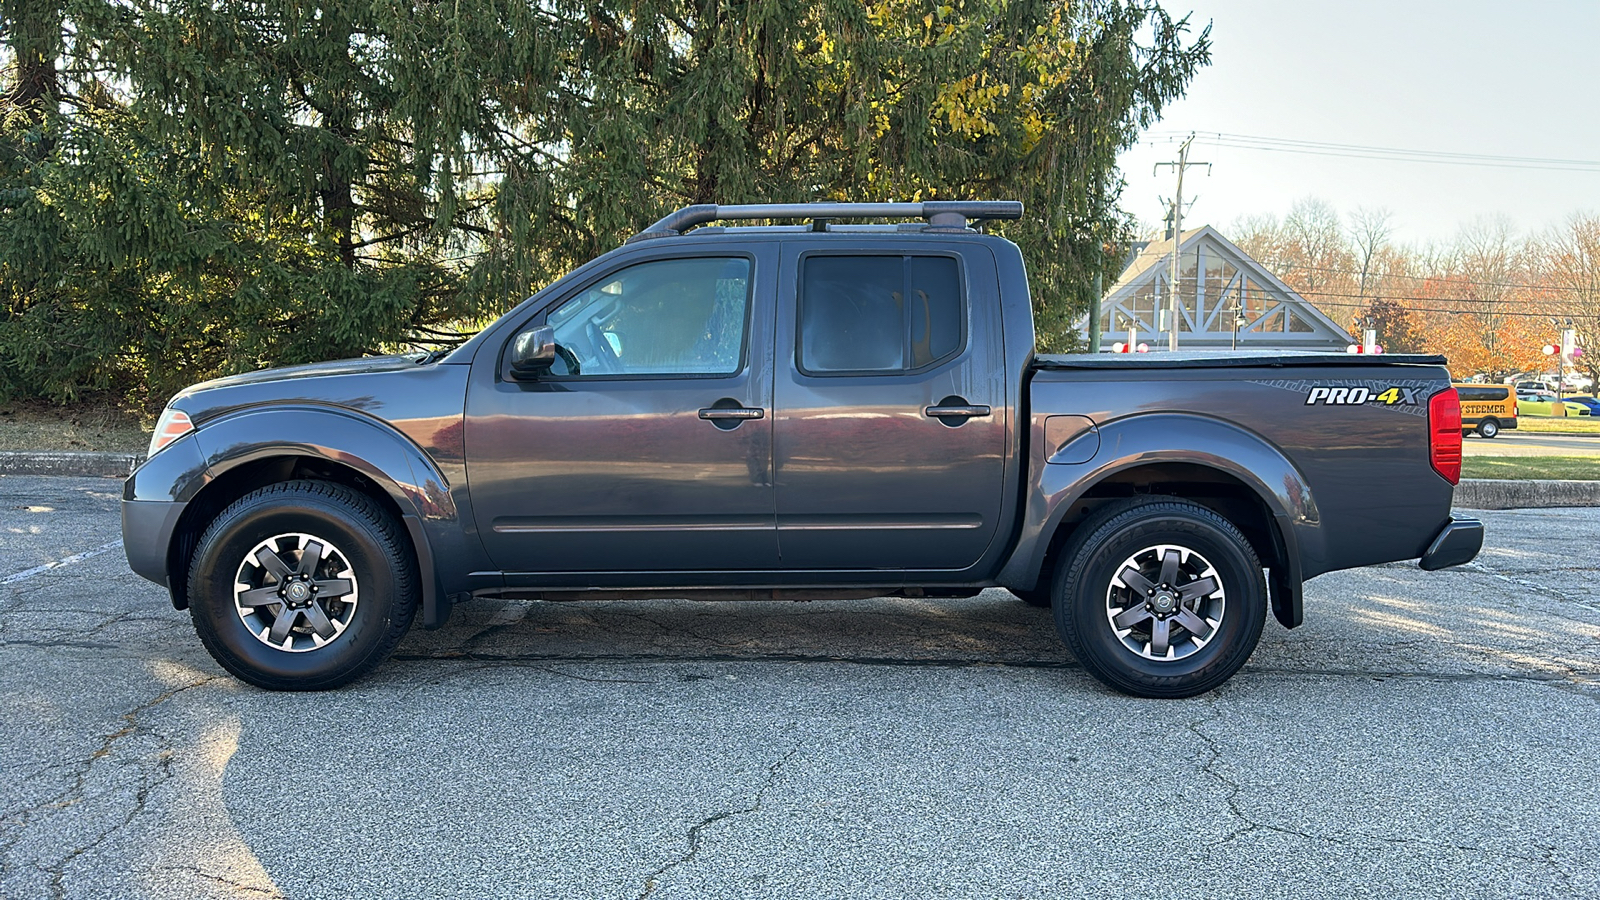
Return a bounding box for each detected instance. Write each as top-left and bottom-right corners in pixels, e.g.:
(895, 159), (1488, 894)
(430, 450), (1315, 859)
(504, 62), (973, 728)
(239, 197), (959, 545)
(698, 407), (765, 421)
(924, 404), (991, 419)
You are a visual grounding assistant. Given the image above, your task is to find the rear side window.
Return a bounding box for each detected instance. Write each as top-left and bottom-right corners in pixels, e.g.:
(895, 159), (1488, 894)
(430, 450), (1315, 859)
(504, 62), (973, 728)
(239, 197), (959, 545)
(798, 255), (963, 375)
(1457, 386), (1509, 402)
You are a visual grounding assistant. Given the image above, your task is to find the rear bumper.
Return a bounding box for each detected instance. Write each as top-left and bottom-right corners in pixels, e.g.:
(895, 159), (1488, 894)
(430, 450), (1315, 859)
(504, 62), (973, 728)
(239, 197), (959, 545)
(1419, 517), (1484, 571)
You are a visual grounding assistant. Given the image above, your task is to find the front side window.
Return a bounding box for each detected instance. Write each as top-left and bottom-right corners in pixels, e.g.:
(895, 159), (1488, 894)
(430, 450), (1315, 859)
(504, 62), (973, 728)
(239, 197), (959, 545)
(799, 255), (963, 374)
(543, 257), (751, 377)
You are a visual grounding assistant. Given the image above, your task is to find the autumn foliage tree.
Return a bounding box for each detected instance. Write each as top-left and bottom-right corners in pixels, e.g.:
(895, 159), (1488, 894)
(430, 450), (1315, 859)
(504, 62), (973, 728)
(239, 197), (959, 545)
(1352, 296), (1422, 354)
(1228, 200), (1581, 381)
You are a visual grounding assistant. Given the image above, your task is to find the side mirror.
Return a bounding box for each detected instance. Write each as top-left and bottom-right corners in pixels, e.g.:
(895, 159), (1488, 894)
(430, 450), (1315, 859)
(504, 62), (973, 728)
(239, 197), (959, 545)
(509, 325), (557, 378)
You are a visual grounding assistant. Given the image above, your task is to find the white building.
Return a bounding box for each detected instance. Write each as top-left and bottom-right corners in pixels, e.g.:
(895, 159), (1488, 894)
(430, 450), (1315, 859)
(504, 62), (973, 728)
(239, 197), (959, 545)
(1090, 226), (1352, 352)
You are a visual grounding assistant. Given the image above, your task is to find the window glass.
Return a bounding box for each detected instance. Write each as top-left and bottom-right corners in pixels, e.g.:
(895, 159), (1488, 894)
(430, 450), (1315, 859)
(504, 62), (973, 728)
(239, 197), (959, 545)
(544, 257), (749, 377)
(908, 256), (961, 366)
(800, 255), (964, 374)
(1458, 386), (1508, 402)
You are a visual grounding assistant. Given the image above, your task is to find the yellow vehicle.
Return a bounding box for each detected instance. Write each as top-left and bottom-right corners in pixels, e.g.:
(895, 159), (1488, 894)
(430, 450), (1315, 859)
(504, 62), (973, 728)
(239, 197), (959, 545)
(1454, 384), (1517, 438)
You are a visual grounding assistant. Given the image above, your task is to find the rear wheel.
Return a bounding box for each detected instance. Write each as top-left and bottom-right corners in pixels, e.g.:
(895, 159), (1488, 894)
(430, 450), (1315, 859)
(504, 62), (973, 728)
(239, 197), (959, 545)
(1054, 498), (1265, 698)
(1477, 418), (1500, 438)
(187, 480), (418, 690)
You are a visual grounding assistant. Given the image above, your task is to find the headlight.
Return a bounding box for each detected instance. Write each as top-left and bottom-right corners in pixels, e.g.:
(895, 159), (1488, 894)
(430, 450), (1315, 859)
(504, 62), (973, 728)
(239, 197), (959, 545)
(147, 407), (194, 458)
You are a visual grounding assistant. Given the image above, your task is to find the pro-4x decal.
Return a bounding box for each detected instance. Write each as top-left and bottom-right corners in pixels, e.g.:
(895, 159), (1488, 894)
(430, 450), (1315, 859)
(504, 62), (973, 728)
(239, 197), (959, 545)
(1305, 385), (1422, 406)
(1248, 378), (1437, 418)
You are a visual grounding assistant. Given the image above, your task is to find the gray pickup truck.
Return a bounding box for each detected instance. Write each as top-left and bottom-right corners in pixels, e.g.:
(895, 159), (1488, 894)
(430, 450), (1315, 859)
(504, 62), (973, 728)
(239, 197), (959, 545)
(122, 201), (1483, 697)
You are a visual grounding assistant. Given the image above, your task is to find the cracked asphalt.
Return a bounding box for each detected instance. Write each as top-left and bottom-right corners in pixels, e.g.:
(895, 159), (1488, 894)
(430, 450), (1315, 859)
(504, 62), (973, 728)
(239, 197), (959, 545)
(2, 475), (1598, 899)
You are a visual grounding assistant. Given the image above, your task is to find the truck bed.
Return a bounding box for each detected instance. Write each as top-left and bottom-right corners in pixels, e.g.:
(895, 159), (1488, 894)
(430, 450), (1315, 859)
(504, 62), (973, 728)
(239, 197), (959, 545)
(1033, 351), (1449, 370)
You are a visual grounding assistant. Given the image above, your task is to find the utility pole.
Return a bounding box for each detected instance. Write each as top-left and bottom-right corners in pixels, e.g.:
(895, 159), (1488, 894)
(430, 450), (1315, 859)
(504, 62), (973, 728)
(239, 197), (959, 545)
(1154, 134), (1209, 351)
(1087, 235), (1105, 354)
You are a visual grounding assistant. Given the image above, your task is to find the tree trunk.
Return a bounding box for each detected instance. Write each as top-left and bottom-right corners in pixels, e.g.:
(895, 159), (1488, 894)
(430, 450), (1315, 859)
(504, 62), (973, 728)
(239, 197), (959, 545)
(3, 0), (62, 136)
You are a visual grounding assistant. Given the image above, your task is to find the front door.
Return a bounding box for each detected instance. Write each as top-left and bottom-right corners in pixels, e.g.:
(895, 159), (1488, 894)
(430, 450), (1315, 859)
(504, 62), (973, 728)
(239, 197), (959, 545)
(467, 246), (778, 574)
(773, 243), (1008, 571)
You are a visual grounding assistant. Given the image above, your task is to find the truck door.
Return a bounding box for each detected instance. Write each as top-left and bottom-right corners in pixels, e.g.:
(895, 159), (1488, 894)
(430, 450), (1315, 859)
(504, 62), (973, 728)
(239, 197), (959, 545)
(466, 245), (779, 574)
(773, 243), (1008, 571)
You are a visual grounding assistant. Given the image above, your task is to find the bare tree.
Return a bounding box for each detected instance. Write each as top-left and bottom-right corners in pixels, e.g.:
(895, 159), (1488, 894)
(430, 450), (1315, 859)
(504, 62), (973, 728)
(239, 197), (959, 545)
(1453, 216), (1529, 370)
(1349, 207), (1394, 300)
(1544, 214), (1600, 391)
(1227, 213), (1286, 272)
(1276, 198), (1355, 320)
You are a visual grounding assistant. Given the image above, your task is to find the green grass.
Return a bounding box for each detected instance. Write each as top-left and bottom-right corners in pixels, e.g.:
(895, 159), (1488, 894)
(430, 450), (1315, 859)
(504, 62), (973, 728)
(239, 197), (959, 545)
(1517, 415), (1600, 435)
(0, 402), (149, 452)
(1462, 456), (1600, 481)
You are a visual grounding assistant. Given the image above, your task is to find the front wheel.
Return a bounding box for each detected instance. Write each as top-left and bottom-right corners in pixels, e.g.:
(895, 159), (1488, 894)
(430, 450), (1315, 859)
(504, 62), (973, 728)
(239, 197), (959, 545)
(187, 480), (418, 690)
(1054, 498), (1266, 698)
(1477, 418), (1500, 438)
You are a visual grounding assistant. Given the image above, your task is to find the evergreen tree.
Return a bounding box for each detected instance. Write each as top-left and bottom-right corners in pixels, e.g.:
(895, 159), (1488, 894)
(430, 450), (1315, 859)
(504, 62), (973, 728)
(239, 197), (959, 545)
(1, 0), (1208, 405)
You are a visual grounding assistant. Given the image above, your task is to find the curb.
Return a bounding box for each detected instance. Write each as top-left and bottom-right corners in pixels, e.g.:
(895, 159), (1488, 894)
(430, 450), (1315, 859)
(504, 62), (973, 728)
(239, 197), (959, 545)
(0, 450), (144, 478)
(1453, 479), (1600, 510)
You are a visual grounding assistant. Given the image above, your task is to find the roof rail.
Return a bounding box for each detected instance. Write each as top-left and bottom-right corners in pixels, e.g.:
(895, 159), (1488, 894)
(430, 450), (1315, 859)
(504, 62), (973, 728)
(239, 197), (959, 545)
(627, 201), (1024, 242)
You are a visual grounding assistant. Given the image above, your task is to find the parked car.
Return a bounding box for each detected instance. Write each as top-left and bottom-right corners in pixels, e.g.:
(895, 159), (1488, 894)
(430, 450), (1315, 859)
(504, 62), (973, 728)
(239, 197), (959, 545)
(1558, 396), (1600, 415)
(1519, 394), (1589, 417)
(121, 200), (1483, 699)
(1454, 383), (1517, 438)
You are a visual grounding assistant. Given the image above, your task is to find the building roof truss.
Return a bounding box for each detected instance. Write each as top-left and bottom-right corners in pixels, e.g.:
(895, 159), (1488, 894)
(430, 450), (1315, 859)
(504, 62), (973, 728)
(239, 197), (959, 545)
(1093, 226), (1351, 349)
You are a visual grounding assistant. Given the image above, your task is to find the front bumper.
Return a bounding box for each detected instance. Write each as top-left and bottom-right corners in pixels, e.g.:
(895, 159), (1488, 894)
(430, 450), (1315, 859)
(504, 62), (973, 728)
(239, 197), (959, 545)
(122, 499), (185, 587)
(1418, 516), (1484, 571)
(121, 432), (207, 590)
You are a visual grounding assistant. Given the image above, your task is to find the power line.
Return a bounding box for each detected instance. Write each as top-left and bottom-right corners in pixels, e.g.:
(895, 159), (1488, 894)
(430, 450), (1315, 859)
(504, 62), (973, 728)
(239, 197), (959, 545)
(1304, 299), (1578, 318)
(1159, 278), (1586, 316)
(1258, 262), (1591, 296)
(1146, 131), (1600, 173)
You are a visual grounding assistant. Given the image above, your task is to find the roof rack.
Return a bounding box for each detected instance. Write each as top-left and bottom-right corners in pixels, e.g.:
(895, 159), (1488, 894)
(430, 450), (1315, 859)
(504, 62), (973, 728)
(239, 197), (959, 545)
(627, 201), (1024, 242)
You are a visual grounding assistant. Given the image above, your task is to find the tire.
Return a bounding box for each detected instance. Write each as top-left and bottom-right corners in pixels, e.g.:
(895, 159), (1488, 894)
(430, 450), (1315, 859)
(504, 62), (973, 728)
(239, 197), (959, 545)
(187, 480), (418, 690)
(1477, 418), (1500, 438)
(1053, 497), (1266, 699)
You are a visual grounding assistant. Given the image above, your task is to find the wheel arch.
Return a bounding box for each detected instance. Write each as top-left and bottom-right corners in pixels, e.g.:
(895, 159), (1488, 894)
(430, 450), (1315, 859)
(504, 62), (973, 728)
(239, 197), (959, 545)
(1005, 413), (1317, 629)
(163, 406), (462, 628)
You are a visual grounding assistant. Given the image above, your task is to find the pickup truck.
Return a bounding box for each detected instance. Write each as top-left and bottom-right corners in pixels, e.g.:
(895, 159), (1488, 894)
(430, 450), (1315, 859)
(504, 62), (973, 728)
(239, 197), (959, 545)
(122, 201), (1483, 698)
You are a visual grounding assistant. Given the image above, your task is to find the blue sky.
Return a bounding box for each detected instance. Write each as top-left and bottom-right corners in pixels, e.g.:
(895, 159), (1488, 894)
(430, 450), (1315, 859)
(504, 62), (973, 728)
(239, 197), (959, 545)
(1115, 0), (1600, 245)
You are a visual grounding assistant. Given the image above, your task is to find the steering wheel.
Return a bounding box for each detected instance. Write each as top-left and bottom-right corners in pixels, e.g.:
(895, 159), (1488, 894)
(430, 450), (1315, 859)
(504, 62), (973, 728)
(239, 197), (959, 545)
(554, 343), (582, 376)
(585, 321), (622, 374)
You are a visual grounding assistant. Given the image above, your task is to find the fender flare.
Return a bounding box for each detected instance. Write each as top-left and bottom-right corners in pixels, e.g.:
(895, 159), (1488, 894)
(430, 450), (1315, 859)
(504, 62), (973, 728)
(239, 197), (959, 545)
(184, 404), (464, 628)
(1005, 413), (1320, 628)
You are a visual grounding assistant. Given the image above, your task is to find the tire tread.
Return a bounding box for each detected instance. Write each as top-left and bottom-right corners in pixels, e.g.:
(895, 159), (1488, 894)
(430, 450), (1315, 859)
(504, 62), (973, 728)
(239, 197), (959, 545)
(1054, 497), (1265, 699)
(188, 479), (417, 690)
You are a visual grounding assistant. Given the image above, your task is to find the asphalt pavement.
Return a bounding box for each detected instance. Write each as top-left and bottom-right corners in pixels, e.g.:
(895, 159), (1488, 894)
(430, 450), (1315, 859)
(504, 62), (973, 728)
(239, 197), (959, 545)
(2, 476), (1597, 899)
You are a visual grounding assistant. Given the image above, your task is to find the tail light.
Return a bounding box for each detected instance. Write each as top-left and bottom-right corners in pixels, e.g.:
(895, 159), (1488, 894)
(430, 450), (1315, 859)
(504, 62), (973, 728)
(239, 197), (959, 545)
(1429, 388), (1462, 485)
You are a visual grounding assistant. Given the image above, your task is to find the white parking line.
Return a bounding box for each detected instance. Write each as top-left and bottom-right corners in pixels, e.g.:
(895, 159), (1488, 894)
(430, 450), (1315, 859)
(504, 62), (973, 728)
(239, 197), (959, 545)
(2, 540), (125, 585)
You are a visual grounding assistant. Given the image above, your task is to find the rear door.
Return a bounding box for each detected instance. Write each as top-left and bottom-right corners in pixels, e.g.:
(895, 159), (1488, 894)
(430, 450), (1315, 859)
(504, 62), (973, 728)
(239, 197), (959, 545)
(772, 241), (1008, 571)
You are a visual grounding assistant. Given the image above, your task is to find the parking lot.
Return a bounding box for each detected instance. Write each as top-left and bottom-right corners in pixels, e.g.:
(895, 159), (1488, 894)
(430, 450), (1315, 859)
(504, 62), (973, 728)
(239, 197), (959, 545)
(2, 475), (1597, 899)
